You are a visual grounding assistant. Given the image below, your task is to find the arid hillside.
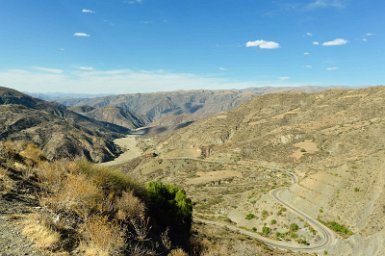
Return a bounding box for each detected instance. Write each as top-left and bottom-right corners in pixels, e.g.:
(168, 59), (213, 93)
(0, 87), (128, 162)
(58, 87), (325, 130)
(117, 86), (385, 255)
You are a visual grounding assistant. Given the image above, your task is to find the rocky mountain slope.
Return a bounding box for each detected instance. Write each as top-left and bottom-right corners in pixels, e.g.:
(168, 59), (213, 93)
(0, 87), (128, 162)
(58, 87), (325, 130)
(122, 86), (385, 255)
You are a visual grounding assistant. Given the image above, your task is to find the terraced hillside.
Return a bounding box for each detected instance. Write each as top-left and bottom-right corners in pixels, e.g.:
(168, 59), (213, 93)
(114, 87), (385, 255)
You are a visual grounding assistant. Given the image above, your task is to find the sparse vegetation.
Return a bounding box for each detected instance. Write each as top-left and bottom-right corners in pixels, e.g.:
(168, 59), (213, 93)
(319, 219), (353, 236)
(245, 213), (255, 220)
(290, 223), (299, 232)
(261, 226), (271, 237)
(0, 142), (193, 255)
(261, 210), (269, 220)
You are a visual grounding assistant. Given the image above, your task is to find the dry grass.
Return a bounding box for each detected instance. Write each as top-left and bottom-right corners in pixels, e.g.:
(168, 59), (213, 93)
(76, 160), (143, 194)
(115, 190), (145, 221)
(42, 173), (102, 219)
(79, 216), (124, 256)
(33, 160), (156, 255)
(0, 167), (14, 193)
(20, 143), (44, 163)
(168, 248), (188, 256)
(22, 213), (61, 250)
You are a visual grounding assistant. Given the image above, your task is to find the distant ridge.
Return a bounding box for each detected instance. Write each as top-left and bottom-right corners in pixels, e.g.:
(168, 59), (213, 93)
(52, 86), (328, 130)
(0, 86), (128, 162)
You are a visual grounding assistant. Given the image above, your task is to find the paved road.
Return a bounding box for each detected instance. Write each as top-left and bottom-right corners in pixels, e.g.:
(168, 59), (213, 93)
(195, 172), (336, 253)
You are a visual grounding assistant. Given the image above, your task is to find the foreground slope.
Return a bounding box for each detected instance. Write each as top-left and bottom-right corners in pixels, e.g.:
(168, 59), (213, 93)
(122, 87), (385, 255)
(0, 87), (128, 162)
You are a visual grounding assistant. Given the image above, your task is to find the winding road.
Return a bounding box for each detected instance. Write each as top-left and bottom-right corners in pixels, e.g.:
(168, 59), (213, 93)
(104, 135), (336, 252)
(195, 172), (337, 253)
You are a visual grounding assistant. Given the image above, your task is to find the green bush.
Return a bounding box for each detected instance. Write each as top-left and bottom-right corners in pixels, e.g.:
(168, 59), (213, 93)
(146, 181), (193, 246)
(290, 223), (299, 232)
(245, 213), (255, 220)
(262, 226), (271, 237)
(324, 221), (353, 235)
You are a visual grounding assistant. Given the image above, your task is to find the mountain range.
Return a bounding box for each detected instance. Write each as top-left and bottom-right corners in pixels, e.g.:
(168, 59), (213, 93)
(0, 87), (128, 162)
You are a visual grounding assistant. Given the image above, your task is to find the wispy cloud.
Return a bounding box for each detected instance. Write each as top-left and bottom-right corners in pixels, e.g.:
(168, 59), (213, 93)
(82, 9), (95, 14)
(307, 0), (348, 9)
(304, 52), (310, 56)
(362, 33), (375, 43)
(73, 32), (91, 38)
(125, 0), (143, 4)
(279, 76), (290, 81)
(327, 66), (338, 71)
(0, 68), (279, 94)
(218, 67), (228, 71)
(77, 66), (94, 71)
(246, 40), (280, 49)
(305, 65), (312, 68)
(313, 41), (320, 45)
(306, 32), (313, 37)
(322, 38), (348, 46)
(32, 66), (63, 74)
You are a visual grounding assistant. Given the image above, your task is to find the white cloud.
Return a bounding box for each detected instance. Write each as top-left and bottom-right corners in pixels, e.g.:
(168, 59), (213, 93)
(0, 68), (278, 94)
(218, 67), (228, 71)
(322, 38), (348, 46)
(306, 32), (313, 37)
(366, 33), (375, 36)
(82, 9), (95, 14)
(327, 66), (338, 71)
(77, 66), (94, 71)
(279, 76), (290, 81)
(58, 48), (65, 52)
(305, 65), (312, 68)
(73, 32), (91, 38)
(304, 52), (310, 56)
(362, 38), (368, 42)
(246, 40), (280, 49)
(313, 41), (320, 45)
(307, 0), (348, 9)
(32, 66), (63, 74)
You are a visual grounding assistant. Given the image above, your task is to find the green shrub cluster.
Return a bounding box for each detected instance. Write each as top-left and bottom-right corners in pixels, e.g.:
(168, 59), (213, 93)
(324, 221), (353, 235)
(146, 181), (193, 246)
(245, 213), (255, 220)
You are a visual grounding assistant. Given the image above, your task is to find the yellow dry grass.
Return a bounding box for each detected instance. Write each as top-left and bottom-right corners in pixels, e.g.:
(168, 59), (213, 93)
(42, 173), (102, 219)
(0, 167), (14, 193)
(115, 190), (145, 221)
(168, 248), (188, 256)
(79, 216), (124, 256)
(22, 213), (60, 250)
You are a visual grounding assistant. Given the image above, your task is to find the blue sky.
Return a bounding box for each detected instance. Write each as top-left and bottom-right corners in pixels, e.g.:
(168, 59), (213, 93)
(0, 0), (384, 94)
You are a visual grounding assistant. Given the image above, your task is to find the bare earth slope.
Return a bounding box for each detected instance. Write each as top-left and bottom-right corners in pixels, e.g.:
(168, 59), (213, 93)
(120, 87), (385, 255)
(59, 87), (325, 130)
(0, 87), (128, 162)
